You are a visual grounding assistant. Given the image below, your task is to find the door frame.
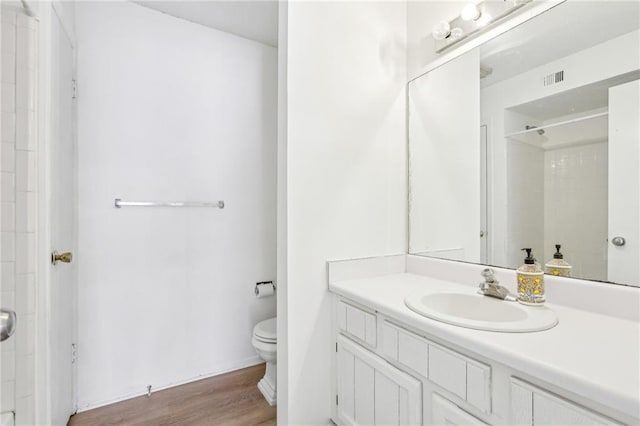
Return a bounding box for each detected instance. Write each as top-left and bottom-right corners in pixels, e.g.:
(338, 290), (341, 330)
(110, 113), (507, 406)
(480, 124), (489, 264)
(0, 6), (7, 425)
(35, 1), (78, 424)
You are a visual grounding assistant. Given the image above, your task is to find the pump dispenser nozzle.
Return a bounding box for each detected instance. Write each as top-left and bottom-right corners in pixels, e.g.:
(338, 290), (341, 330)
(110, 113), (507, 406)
(553, 244), (563, 259)
(545, 244), (572, 277)
(521, 248), (535, 264)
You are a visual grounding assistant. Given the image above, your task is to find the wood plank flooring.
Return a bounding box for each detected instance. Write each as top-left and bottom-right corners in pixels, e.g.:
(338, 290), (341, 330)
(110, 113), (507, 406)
(68, 364), (276, 426)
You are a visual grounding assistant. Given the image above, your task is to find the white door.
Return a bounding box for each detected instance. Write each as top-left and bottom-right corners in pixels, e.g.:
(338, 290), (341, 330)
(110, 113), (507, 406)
(336, 335), (422, 425)
(480, 125), (489, 264)
(49, 7), (77, 424)
(608, 80), (640, 285)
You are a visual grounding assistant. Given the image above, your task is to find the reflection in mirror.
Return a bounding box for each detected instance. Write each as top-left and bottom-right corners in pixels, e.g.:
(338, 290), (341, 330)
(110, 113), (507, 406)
(409, 1), (640, 286)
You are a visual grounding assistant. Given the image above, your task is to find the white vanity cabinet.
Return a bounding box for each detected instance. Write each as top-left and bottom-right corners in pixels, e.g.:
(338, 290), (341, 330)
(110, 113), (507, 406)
(333, 296), (626, 426)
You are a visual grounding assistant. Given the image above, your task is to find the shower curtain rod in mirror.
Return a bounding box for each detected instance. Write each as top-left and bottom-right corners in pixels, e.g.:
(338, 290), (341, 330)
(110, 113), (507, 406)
(114, 199), (225, 209)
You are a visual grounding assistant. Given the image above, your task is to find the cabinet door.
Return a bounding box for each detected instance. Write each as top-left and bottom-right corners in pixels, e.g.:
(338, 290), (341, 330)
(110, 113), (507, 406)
(432, 393), (487, 425)
(337, 335), (422, 425)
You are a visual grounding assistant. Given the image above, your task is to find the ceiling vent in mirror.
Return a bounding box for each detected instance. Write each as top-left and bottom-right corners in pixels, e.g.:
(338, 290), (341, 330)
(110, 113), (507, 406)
(544, 70), (565, 87)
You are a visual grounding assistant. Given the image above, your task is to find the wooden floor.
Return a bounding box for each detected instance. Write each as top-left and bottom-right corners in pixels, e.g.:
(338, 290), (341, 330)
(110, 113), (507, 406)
(68, 364), (276, 426)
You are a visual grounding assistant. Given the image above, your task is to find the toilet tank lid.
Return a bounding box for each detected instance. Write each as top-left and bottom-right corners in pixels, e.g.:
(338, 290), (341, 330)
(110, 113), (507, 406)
(254, 317), (277, 341)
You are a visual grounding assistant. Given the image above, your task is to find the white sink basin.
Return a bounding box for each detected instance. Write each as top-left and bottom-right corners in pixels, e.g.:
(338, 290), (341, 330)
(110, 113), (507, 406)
(405, 292), (558, 332)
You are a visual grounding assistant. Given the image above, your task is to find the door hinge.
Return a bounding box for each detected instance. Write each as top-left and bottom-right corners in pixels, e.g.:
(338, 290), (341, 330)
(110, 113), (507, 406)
(72, 79), (78, 99)
(71, 343), (77, 364)
(335, 342), (338, 352)
(336, 394), (338, 405)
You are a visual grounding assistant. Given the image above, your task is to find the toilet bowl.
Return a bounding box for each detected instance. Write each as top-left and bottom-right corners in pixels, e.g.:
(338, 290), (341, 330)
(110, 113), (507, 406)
(252, 317), (277, 406)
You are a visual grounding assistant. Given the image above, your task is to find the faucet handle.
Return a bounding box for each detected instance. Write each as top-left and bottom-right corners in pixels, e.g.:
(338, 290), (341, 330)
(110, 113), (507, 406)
(481, 268), (497, 284)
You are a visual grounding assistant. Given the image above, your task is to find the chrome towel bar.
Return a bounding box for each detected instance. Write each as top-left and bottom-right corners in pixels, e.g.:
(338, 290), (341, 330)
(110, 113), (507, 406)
(114, 199), (225, 209)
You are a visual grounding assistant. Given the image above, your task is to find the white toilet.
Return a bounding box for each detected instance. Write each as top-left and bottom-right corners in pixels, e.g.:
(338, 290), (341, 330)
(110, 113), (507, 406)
(252, 317), (277, 406)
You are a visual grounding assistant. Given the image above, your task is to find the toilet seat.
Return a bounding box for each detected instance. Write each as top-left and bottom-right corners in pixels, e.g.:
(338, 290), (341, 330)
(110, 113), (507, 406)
(253, 317), (277, 344)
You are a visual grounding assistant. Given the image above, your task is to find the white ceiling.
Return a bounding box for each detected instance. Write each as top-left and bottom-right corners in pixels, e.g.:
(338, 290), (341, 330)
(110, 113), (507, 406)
(509, 71), (640, 121)
(480, 1), (640, 88)
(135, 1), (278, 47)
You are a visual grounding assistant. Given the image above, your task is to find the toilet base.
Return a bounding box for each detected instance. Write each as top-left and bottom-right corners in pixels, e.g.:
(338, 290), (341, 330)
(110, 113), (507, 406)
(257, 361), (277, 406)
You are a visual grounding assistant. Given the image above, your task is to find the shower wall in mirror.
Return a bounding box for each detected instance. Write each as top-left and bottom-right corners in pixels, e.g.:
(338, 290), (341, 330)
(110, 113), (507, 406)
(408, 1), (640, 286)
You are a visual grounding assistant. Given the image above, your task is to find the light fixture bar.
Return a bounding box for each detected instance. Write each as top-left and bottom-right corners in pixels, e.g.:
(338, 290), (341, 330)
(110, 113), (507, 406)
(433, 0), (533, 54)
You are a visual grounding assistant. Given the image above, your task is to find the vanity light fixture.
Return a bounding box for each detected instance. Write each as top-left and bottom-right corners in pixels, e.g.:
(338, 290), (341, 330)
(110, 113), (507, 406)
(432, 0), (533, 53)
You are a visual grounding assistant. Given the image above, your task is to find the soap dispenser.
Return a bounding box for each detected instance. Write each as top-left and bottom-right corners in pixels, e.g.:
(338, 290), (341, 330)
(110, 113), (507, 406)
(517, 248), (545, 305)
(545, 244), (572, 277)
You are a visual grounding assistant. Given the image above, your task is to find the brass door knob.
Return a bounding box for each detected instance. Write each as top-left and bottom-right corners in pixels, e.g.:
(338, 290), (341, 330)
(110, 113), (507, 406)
(52, 251), (73, 265)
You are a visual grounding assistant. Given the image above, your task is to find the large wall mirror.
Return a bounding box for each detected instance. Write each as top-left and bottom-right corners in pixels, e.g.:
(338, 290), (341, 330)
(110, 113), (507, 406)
(409, 1), (640, 286)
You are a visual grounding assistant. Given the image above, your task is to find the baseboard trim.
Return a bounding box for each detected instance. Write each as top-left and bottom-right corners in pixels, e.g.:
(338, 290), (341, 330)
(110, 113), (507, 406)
(75, 355), (263, 413)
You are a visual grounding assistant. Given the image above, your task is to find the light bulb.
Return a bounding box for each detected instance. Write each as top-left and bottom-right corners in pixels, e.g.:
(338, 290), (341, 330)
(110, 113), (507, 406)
(450, 27), (464, 41)
(432, 21), (451, 41)
(461, 2), (481, 21)
(477, 12), (492, 27)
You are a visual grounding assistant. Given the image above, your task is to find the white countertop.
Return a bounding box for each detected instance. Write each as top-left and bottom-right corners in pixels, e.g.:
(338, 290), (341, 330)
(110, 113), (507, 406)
(329, 272), (640, 421)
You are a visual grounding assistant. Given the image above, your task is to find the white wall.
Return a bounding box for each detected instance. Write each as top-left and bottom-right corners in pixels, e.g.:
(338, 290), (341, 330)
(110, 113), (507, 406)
(544, 142), (608, 280)
(408, 48), (480, 262)
(507, 141), (544, 268)
(75, 2), (277, 409)
(284, 1), (407, 423)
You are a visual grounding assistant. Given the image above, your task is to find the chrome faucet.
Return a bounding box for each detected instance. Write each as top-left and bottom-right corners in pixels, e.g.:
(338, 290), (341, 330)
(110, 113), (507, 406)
(478, 268), (516, 301)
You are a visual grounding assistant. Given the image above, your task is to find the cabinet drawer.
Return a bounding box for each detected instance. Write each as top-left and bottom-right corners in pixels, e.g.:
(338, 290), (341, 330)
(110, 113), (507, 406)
(381, 321), (399, 360)
(337, 300), (377, 347)
(382, 321), (429, 377)
(510, 378), (620, 425)
(399, 328), (429, 378)
(429, 342), (491, 413)
(467, 360), (491, 414)
(382, 321), (491, 414)
(432, 393), (487, 425)
(428, 344), (467, 399)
